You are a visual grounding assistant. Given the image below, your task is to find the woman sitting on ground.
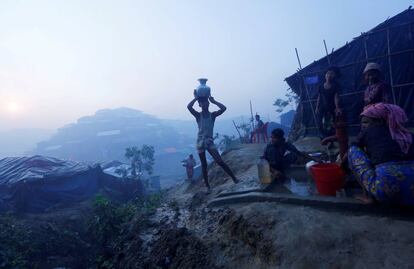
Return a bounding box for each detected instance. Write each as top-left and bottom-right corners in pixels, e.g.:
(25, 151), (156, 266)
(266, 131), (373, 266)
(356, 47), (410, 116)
(348, 103), (414, 205)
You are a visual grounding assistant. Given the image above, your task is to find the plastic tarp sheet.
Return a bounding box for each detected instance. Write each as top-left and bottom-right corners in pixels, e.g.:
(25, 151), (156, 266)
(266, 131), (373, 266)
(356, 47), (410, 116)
(285, 9), (414, 137)
(0, 155), (89, 185)
(0, 156), (142, 213)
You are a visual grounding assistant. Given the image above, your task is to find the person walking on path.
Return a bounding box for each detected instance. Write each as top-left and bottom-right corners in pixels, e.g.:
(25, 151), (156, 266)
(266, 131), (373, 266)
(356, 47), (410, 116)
(183, 154), (196, 181)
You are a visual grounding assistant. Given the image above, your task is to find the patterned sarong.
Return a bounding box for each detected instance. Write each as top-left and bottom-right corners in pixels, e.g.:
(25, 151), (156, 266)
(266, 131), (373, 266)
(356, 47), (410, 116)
(348, 146), (414, 205)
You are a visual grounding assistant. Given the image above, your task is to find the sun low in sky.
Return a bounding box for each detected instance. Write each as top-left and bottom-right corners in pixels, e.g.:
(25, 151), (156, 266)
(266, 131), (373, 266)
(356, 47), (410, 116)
(6, 102), (22, 114)
(0, 98), (26, 117)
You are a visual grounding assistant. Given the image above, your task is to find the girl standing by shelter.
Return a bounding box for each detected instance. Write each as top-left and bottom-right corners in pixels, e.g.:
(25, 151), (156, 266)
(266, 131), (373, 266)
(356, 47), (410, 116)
(315, 66), (343, 139)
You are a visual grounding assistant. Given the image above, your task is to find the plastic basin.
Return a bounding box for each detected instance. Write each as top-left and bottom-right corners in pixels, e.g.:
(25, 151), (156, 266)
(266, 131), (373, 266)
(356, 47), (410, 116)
(310, 163), (345, 196)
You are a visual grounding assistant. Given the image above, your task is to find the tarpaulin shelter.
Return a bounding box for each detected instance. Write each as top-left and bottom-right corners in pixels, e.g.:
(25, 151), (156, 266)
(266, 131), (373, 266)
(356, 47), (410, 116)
(285, 7), (414, 139)
(0, 156), (143, 213)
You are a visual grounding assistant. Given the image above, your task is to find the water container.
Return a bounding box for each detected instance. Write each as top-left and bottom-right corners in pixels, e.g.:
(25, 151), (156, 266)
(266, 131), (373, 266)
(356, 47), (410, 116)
(310, 163), (345, 196)
(195, 78), (211, 98)
(305, 160), (317, 175)
(257, 158), (272, 184)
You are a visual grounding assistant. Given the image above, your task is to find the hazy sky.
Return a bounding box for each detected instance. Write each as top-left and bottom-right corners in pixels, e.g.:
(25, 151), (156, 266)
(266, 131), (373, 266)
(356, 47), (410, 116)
(0, 0), (411, 130)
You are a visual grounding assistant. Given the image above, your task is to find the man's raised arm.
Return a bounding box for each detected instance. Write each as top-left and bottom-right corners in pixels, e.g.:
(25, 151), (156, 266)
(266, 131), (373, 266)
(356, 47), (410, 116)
(209, 96), (226, 117)
(187, 97), (199, 118)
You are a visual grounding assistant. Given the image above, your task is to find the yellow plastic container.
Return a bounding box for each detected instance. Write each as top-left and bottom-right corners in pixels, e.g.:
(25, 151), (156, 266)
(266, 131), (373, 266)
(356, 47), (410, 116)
(258, 158), (272, 184)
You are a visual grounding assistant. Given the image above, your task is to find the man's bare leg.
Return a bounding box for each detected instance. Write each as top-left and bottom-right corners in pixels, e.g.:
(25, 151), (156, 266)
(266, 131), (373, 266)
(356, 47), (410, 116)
(198, 151), (211, 192)
(207, 148), (239, 183)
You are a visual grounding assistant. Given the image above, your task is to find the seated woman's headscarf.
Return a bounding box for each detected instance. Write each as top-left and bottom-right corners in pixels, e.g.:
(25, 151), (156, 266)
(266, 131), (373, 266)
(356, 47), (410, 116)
(361, 103), (412, 154)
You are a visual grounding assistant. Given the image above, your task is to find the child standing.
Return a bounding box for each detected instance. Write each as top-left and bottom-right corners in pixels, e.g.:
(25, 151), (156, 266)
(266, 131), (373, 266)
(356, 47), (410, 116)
(183, 154), (196, 181)
(315, 66), (343, 139)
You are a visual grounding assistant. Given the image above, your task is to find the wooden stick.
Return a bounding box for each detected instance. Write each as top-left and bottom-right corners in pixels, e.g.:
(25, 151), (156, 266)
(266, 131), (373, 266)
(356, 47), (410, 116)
(386, 28), (397, 104)
(250, 100), (255, 130)
(323, 39), (331, 65)
(232, 120), (242, 139)
(295, 48), (302, 70)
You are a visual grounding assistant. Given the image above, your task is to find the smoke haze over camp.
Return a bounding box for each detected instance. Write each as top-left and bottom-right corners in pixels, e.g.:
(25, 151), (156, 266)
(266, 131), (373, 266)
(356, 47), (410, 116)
(0, 0), (411, 131)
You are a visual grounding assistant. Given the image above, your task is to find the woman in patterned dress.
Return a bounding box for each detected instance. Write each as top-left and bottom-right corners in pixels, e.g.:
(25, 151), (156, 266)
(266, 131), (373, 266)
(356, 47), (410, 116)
(348, 103), (414, 205)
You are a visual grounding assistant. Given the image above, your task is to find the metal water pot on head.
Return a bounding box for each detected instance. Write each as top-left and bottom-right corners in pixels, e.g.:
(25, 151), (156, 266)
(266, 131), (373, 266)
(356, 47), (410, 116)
(194, 78), (211, 99)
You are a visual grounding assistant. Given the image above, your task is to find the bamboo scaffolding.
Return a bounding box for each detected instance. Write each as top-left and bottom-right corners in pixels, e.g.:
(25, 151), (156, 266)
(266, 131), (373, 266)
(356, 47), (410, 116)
(290, 16), (414, 133)
(386, 28), (397, 104)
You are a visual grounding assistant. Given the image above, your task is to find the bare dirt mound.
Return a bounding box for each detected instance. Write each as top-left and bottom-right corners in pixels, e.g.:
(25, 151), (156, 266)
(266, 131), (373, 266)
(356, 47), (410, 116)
(162, 143), (414, 269)
(185, 144), (265, 194)
(148, 227), (216, 269)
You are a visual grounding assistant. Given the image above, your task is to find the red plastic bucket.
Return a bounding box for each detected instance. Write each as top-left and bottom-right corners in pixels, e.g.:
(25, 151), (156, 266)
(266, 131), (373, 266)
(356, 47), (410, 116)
(310, 163), (345, 196)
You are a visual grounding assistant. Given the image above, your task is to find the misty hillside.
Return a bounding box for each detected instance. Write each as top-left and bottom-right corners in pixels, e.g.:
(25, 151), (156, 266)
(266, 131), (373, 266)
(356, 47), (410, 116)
(32, 108), (196, 180)
(30, 107), (292, 183)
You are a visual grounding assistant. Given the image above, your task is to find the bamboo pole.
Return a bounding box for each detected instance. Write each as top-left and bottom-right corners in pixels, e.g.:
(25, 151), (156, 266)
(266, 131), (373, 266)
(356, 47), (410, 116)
(250, 100), (255, 130)
(295, 48), (302, 70)
(232, 120), (242, 140)
(363, 36), (369, 60)
(323, 40), (331, 64)
(302, 76), (319, 136)
(386, 28), (397, 104)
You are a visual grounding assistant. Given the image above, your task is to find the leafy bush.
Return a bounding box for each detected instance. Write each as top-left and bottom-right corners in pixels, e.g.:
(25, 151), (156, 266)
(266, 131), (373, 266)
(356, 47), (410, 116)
(0, 192), (165, 269)
(89, 192), (164, 268)
(89, 195), (134, 246)
(0, 214), (41, 268)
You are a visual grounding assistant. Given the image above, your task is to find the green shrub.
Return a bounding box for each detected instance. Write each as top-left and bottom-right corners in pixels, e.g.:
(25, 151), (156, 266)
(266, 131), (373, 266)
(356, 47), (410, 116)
(0, 214), (40, 268)
(89, 192), (164, 268)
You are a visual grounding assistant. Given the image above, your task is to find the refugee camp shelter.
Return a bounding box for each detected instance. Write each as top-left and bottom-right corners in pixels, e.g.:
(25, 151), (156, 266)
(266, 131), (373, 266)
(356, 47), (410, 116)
(285, 7), (414, 139)
(0, 156), (142, 213)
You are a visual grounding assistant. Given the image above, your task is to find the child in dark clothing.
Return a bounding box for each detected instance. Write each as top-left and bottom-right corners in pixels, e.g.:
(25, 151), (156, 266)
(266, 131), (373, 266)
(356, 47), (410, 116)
(315, 66), (343, 139)
(263, 128), (320, 180)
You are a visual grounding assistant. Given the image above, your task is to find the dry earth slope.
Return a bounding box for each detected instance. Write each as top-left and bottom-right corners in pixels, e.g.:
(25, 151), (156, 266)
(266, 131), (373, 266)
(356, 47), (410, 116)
(154, 143), (414, 269)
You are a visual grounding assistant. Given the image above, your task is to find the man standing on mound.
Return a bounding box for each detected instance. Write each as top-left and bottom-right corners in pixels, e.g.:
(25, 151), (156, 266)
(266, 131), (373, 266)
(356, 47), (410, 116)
(187, 96), (239, 193)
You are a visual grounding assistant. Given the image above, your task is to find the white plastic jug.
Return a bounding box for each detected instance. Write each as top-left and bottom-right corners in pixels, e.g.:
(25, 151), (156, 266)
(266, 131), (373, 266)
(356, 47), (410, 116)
(257, 158), (272, 184)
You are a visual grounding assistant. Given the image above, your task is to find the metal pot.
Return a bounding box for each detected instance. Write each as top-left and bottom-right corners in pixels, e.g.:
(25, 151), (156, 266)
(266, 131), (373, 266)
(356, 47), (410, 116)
(195, 78), (211, 98)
